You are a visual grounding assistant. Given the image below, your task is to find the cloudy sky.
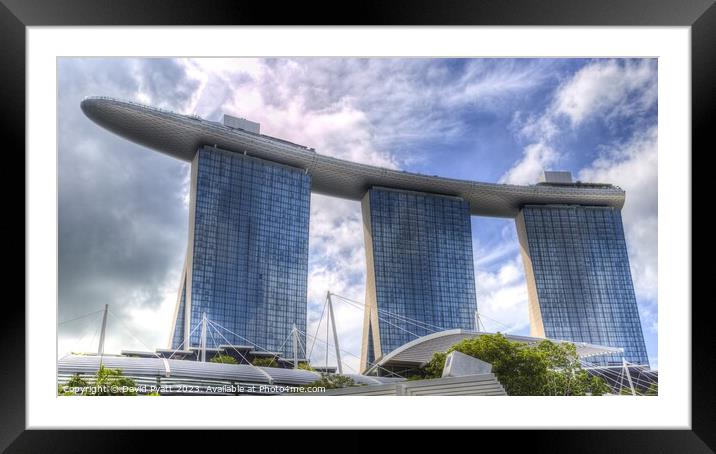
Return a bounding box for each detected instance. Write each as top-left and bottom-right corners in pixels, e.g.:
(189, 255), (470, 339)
(58, 57), (658, 371)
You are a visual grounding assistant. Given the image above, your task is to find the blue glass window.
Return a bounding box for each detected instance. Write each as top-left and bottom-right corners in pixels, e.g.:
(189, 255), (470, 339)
(172, 146), (310, 359)
(366, 187), (477, 357)
(521, 205), (649, 366)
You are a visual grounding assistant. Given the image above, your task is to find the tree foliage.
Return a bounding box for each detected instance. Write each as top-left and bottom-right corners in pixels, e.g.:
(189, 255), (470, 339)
(251, 357), (278, 367)
(422, 351), (447, 379)
(300, 373), (358, 391)
(58, 364), (138, 396)
(210, 354), (238, 364)
(57, 374), (89, 395)
(421, 333), (610, 396)
(297, 362), (315, 371)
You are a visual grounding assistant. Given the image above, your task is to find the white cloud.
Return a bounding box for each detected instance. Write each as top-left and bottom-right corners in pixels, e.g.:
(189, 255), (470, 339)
(475, 255), (530, 334)
(184, 58), (556, 164)
(443, 59), (552, 110)
(184, 59), (399, 168)
(304, 194), (367, 371)
(516, 112), (560, 143)
(499, 142), (558, 185)
(553, 59), (657, 127)
(58, 275), (180, 357)
(502, 59), (657, 185)
(474, 240), (518, 268)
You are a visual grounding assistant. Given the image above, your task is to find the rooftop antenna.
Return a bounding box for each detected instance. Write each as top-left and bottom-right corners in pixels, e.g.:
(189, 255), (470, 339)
(327, 292), (343, 374)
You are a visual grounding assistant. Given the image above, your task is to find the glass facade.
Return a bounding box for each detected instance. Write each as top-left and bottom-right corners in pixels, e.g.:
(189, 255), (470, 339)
(171, 146), (310, 358)
(364, 187), (477, 359)
(519, 205), (649, 366)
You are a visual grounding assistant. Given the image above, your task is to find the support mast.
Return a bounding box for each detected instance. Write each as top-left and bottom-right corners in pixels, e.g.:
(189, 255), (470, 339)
(327, 292), (343, 374)
(199, 312), (207, 362)
(292, 324), (299, 369)
(97, 304), (109, 356)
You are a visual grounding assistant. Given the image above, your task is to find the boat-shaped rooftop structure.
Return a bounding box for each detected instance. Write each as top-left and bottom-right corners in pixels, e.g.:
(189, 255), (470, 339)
(80, 96), (625, 218)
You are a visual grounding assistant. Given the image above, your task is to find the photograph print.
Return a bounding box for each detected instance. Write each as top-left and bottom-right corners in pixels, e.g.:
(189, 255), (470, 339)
(57, 57), (658, 397)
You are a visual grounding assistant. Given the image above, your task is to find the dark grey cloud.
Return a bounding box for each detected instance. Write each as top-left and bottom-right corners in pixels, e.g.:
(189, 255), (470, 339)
(58, 58), (198, 348)
(139, 59), (199, 110)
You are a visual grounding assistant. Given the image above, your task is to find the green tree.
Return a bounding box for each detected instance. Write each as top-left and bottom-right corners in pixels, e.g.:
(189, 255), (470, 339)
(58, 373), (89, 395)
(534, 340), (611, 396)
(58, 364), (138, 396)
(210, 354), (238, 364)
(89, 364), (138, 395)
(251, 357), (278, 367)
(422, 351), (447, 379)
(300, 373), (358, 391)
(421, 333), (610, 396)
(297, 362), (315, 371)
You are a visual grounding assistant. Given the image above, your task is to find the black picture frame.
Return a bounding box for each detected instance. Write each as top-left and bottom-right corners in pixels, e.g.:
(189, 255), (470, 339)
(5, 0), (712, 451)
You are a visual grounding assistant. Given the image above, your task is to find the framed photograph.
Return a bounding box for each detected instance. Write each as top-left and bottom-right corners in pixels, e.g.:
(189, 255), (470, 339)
(9, 0), (712, 450)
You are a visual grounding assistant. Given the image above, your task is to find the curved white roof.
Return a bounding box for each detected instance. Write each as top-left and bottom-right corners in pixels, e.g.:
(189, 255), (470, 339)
(365, 329), (624, 375)
(58, 354), (403, 386)
(81, 97), (626, 218)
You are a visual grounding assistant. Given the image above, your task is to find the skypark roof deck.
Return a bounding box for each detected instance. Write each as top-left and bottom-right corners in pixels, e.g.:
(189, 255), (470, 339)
(81, 96), (625, 218)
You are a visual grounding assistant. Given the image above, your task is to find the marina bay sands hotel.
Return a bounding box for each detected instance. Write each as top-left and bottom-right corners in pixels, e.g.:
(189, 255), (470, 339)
(81, 97), (649, 370)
